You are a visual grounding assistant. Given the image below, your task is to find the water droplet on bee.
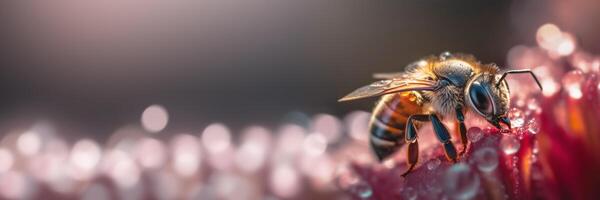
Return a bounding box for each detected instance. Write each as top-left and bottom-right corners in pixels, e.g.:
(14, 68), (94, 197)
(473, 147), (499, 173)
(443, 163), (480, 200)
(408, 93), (417, 101)
(427, 159), (441, 170)
(371, 80), (392, 87)
(440, 52), (452, 60)
(500, 135), (520, 155)
(467, 127), (483, 142)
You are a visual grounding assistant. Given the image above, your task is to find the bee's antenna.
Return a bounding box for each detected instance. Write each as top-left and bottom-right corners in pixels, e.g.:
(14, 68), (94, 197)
(496, 69), (543, 91)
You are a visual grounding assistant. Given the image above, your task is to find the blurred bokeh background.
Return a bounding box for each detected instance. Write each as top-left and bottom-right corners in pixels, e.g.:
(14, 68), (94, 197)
(1, 0), (600, 199)
(3, 0), (599, 136)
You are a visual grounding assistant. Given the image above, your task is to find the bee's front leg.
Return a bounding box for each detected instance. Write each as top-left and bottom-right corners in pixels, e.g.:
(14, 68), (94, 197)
(429, 114), (458, 162)
(456, 107), (468, 156)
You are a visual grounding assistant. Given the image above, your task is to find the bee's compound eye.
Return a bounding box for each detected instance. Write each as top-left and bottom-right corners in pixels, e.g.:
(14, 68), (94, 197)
(469, 82), (493, 115)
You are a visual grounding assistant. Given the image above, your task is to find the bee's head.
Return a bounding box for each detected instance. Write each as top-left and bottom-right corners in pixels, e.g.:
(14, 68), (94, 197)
(465, 73), (511, 129)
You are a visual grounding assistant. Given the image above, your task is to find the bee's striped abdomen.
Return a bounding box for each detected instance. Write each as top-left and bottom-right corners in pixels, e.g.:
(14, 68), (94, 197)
(369, 92), (424, 160)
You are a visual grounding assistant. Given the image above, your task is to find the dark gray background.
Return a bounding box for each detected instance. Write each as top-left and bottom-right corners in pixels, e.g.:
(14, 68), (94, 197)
(2, 0), (599, 140)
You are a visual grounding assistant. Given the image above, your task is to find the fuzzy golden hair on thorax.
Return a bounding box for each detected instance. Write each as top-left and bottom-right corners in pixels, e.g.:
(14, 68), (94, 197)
(475, 63), (501, 74)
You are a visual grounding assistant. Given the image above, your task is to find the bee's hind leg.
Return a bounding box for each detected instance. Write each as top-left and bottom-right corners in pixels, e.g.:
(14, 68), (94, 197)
(429, 114), (458, 163)
(456, 107), (468, 156)
(401, 114), (429, 177)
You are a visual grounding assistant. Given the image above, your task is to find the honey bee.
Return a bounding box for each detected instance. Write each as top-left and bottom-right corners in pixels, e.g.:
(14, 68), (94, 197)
(339, 52), (542, 176)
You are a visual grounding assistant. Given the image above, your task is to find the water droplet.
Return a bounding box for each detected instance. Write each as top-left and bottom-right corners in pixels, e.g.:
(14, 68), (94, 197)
(562, 70), (585, 99)
(371, 80), (392, 87)
(334, 164), (359, 190)
(531, 154), (538, 163)
(443, 163), (480, 200)
(467, 127), (483, 142)
(523, 110), (533, 118)
(427, 159), (441, 170)
(350, 181), (373, 199)
(527, 99), (540, 112)
(531, 166), (544, 180)
(473, 147), (499, 173)
(515, 99), (526, 108)
(403, 187), (417, 200)
(440, 52), (452, 60)
(482, 126), (495, 134)
(508, 108), (525, 128)
(527, 120), (540, 135)
(500, 136), (520, 155)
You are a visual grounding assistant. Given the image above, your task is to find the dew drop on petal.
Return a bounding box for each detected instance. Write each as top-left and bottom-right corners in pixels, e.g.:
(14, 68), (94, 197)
(527, 120), (540, 135)
(557, 33), (576, 56)
(527, 99), (540, 113)
(500, 136), (521, 155)
(334, 164), (359, 190)
(540, 77), (561, 97)
(350, 181), (373, 199)
(403, 187), (417, 200)
(443, 163), (480, 200)
(270, 164), (300, 198)
(302, 133), (327, 157)
(532, 141), (540, 154)
(508, 108), (525, 128)
(427, 159), (441, 170)
(562, 70), (585, 99)
(473, 147), (499, 173)
(482, 126), (495, 134)
(467, 127), (483, 143)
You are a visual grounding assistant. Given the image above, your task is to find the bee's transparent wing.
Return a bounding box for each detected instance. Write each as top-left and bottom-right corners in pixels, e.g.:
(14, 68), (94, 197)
(373, 60), (429, 79)
(372, 72), (407, 79)
(338, 78), (437, 102)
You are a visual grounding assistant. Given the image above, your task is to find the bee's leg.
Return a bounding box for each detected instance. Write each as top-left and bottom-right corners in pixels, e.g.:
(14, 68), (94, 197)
(456, 107), (468, 156)
(429, 114), (458, 162)
(401, 114), (429, 177)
